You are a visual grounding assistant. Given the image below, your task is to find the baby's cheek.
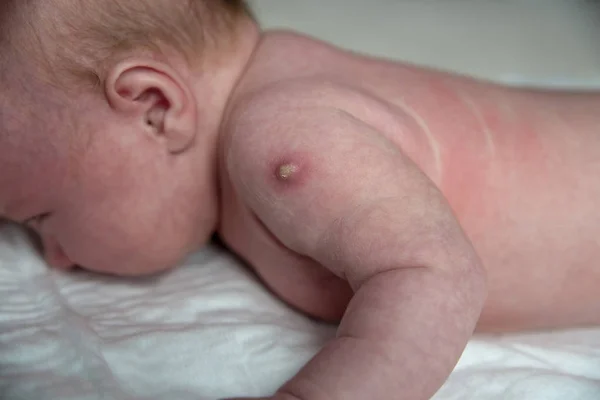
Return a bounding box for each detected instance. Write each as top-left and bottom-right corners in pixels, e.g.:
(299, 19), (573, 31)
(56, 224), (100, 270)
(54, 212), (125, 272)
(59, 211), (179, 276)
(57, 175), (197, 275)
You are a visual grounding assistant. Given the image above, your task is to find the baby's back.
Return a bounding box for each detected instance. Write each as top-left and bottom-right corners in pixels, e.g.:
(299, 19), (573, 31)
(231, 31), (600, 331)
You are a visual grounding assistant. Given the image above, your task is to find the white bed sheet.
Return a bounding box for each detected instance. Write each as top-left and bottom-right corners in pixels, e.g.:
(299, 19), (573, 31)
(2, 1), (600, 399)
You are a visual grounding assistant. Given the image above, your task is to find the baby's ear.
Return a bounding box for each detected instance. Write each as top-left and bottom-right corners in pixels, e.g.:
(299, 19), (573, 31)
(105, 59), (198, 153)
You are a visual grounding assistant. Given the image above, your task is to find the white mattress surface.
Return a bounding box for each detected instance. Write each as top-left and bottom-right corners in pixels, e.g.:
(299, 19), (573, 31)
(2, 1), (600, 399)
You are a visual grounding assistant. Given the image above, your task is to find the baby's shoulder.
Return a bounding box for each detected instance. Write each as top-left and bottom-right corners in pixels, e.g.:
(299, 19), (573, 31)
(224, 76), (356, 135)
(227, 70), (396, 134)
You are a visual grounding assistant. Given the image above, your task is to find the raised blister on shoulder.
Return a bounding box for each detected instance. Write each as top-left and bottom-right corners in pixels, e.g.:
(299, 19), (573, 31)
(269, 153), (313, 190)
(276, 163), (298, 181)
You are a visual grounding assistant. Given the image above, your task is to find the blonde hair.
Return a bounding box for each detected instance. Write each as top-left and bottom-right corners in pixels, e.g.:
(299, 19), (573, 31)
(2, 0), (252, 88)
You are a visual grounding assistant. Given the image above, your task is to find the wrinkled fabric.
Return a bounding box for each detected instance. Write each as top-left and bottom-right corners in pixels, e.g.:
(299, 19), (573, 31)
(0, 224), (599, 400)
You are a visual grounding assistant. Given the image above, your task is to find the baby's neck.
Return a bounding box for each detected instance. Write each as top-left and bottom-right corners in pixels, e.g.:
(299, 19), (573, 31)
(188, 18), (262, 159)
(205, 17), (261, 107)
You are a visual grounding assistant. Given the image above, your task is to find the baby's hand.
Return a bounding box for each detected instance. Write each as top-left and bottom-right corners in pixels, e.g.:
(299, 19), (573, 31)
(227, 85), (487, 400)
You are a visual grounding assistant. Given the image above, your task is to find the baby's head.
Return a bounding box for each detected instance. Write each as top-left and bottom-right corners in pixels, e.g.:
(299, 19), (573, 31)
(0, 0), (258, 275)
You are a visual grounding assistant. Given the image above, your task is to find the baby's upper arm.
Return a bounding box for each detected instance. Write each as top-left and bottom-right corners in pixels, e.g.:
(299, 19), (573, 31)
(226, 85), (480, 288)
(226, 85), (486, 399)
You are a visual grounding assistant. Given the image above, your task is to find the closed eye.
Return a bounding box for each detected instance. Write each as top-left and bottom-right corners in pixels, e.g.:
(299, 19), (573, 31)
(24, 212), (51, 228)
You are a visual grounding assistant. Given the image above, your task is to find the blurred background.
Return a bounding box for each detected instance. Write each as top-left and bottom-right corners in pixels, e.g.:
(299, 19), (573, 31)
(250, 0), (600, 89)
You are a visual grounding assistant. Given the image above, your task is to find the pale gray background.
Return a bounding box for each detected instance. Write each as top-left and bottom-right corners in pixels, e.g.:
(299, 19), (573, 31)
(251, 0), (600, 88)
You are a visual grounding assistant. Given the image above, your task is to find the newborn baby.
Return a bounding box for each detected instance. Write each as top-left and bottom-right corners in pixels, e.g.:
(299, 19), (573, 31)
(1, 1), (599, 399)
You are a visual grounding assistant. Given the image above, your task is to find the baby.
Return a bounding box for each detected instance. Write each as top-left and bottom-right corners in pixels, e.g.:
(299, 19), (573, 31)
(1, 1), (600, 399)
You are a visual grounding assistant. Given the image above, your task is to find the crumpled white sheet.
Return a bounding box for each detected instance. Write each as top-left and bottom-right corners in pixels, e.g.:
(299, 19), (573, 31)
(1, 224), (599, 400)
(0, 224), (332, 400)
(2, 1), (600, 399)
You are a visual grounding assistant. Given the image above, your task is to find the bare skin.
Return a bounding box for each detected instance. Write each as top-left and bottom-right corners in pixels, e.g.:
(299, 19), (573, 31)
(221, 32), (600, 334)
(218, 32), (600, 399)
(2, 19), (600, 400)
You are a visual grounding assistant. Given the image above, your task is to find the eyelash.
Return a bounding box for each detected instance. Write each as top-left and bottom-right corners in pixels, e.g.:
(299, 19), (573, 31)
(25, 213), (51, 227)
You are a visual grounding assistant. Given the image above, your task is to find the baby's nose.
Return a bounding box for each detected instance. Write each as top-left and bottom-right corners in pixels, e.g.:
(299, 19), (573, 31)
(43, 236), (75, 270)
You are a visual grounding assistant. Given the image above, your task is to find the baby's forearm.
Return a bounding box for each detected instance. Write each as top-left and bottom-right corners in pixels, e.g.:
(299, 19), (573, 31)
(274, 265), (485, 400)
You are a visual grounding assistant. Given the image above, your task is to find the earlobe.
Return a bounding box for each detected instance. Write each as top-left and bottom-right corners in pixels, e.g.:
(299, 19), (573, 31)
(105, 59), (198, 153)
